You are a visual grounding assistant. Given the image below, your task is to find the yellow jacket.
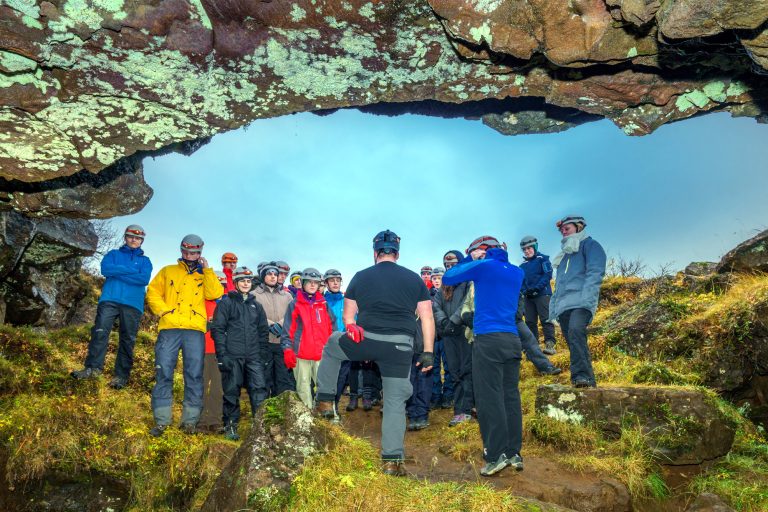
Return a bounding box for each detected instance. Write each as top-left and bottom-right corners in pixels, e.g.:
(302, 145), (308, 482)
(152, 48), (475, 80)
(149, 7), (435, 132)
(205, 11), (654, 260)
(146, 260), (224, 332)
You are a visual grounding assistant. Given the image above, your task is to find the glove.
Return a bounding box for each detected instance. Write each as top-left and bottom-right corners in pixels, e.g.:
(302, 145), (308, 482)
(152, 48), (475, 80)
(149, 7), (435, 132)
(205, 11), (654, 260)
(416, 351), (434, 370)
(269, 323), (283, 337)
(216, 355), (230, 371)
(346, 324), (365, 343)
(283, 348), (297, 369)
(461, 311), (474, 328)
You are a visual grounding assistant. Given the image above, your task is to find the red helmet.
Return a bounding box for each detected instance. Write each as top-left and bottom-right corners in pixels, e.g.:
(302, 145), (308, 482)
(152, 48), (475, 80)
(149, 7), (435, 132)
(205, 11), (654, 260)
(221, 252), (238, 264)
(466, 235), (502, 254)
(420, 266), (433, 276)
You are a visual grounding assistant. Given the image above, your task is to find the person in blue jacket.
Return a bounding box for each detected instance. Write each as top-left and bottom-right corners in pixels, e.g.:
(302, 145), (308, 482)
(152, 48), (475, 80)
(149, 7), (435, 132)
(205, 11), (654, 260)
(325, 269), (360, 412)
(549, 215), (607, 388)
(519, 236), (557, 355)
(443, 235), (525, 477)
(71, 225), (152, 389)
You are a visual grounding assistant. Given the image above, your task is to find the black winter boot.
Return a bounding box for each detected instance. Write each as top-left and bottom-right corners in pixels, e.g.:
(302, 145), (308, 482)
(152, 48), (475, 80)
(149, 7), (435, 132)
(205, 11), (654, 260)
(346, 395), (359, 412)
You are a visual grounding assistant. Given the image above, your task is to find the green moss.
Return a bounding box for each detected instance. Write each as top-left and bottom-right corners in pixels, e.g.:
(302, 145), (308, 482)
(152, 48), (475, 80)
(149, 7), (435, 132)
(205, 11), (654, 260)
(261, 395), (287, 428)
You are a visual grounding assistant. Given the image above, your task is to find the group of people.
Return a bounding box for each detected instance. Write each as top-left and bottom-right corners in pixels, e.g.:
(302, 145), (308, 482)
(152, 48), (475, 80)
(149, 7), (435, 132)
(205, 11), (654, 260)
(71, 215), (606, 478)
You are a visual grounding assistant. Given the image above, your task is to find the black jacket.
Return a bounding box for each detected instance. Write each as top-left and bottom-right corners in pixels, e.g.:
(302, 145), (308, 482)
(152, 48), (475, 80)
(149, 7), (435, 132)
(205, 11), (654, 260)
(211, 291), (269, 360)
(432, 282), (469, 338)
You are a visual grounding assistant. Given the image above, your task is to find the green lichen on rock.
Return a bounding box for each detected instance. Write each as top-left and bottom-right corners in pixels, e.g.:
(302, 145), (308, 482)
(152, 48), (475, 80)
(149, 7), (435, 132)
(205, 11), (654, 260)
(0, 51), (38, 73)
(1, 0), (43, 29)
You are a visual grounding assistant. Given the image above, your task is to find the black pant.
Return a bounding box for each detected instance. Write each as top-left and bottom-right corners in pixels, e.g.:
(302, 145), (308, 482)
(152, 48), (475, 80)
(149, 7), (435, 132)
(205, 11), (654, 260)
(443, 334), (474, 415)
(558, 308), (596, 386)
(335, 361), (361, 403)
(262, 342), (295, 397)
(524, 295), (556, 344)
(84, 301), (142, 379)
(221, 357), (267, 425)
(472, 332), (522, 462)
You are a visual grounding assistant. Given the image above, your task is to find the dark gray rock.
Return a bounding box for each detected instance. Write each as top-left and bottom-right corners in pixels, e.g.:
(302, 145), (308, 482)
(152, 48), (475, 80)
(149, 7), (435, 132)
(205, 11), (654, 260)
(717, 229), (768, 274)
(684, 262), (718, 277)
(686, 492), (735, 511)
(535, 385), (737, 465)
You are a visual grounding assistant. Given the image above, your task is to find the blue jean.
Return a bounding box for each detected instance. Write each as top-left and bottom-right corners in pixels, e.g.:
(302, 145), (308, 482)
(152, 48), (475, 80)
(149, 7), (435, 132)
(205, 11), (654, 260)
(406, 355), (431, 420)
(517, 320), (555, 373)
(151, 329), (205, 426)
(558, 308), (596, 386)
(431, 339), (454, 403)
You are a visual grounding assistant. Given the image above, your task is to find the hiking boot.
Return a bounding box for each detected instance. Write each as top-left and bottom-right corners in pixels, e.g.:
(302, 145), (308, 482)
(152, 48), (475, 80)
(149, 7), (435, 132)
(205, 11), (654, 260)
(542, 341), (556, 355)
(440, 397), (454, 409)
(223, 423), (240, 441)
(362, 398), (373, 411)
(179, 422), (198, 435)
(381, 461), (407, 477)
(508, 453), (524, 471)
(407, 418), (429, 431)
(346, 395), (359, 412)
(371, 397), (381, 407)
(448, 413), (472, 427)
(573, 380), (595, 388)
(109, 376), (128, 389)
(314, 400), (336, 420)
(429, 400), (440, 410)
(540, 366), (562, 376)
(149, 424), (168, 437)
(480, 453), (511, 477)
(70, 367), (101, 380)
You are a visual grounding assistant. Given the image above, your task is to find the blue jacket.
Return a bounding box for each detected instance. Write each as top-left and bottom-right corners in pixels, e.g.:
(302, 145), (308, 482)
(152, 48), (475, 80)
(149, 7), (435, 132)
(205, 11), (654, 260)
(324, 291), (345, 331)
(549, 237), (606, 320)
(442, 248), (523, 336)
(99, 245), (152, 312)
(520, 252), (553, 296)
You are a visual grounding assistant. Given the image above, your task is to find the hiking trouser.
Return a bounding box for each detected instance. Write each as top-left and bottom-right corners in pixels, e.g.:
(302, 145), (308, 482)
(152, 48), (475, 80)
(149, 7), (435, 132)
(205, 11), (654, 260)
(84, 301), (142, 379)
(151, 329), (204, 426)
(525, 295), (556, 345)
(472, 332), (523, 463)
(262, 342), (295, 397)
(317, 331), (413, 461)
(443, 333), (474, 415)
(221, 356), (267, 425)
(558, 308), (596, 386)
(406, 354), (431, 420)
(198, 353), (223, 430)
(431, 339), (454, 403)
(516, 320), (556, 373)
(294, 358), (320, 409)
(335, 361), (361, 403)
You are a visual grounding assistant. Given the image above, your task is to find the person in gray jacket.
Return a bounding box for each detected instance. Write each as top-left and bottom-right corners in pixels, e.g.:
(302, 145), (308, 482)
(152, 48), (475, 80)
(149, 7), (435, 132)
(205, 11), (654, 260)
(432, 250), (474, 427)
(549, 215), (606, 388)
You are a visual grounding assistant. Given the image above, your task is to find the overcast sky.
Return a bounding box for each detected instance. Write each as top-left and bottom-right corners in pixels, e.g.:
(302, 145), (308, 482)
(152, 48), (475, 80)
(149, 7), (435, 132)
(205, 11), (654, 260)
(115, 109), (768, 285)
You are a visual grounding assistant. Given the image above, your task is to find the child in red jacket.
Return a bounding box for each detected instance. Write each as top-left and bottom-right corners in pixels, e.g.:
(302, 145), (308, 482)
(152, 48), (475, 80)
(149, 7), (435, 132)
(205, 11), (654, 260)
(280, 268), (335, 409)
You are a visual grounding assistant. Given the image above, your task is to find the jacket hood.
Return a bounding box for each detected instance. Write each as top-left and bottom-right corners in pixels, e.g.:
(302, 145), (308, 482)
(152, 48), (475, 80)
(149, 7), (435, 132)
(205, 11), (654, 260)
(119, 244), (144, 256)
(444, 250), (463, 262)
(486, 248), (509, 263)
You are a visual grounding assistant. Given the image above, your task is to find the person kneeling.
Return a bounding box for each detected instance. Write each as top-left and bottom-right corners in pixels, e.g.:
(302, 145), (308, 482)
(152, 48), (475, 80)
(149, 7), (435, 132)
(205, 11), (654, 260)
(211, 267), (269, 441)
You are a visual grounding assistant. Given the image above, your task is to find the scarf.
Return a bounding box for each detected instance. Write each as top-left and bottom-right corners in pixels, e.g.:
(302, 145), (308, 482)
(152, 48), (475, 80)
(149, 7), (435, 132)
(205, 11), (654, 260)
(552, 230), (589, 268)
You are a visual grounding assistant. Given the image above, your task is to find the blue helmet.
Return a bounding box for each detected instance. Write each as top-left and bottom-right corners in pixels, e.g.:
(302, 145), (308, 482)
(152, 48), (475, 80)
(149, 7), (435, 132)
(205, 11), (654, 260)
(373, 230), (400, 254)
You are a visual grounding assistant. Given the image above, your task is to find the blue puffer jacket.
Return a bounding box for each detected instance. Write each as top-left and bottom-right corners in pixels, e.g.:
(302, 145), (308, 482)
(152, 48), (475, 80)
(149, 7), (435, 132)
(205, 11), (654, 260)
(520, 252), (553, 296)
(99, 245), (153, 312)
(324, 291), (345, 331)
(443, 248), (523, 336)
(549, 237), (607, 321)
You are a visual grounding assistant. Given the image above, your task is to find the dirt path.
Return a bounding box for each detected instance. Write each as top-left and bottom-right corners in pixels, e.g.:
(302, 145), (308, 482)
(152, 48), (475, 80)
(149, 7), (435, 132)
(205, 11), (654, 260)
(338, 399), (679, 512)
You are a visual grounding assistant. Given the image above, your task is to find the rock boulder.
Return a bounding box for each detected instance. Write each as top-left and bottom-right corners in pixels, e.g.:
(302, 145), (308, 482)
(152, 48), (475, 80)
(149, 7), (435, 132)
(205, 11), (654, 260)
(535, 385), (737, 465)
(717, 229), (768, 274)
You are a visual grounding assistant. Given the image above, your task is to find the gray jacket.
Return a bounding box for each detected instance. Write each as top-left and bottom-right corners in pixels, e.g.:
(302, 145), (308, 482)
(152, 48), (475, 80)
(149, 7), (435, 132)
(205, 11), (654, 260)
(251, 283), (293, 344)
(432, 282), (469, 338)
(549, 237), (606, 321)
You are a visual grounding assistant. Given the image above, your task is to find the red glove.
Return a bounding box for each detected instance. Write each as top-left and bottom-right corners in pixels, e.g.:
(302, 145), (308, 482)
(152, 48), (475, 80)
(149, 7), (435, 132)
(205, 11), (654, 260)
(346, 324), (365, 343)
(283, 348), (297, 369)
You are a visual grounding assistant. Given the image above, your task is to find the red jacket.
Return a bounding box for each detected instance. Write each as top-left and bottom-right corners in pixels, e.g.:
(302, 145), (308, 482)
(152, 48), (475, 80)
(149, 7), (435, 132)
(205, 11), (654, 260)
(204, 299), (218, 354)
(222, 268), (236, 293)
(281, 291), (334, 361)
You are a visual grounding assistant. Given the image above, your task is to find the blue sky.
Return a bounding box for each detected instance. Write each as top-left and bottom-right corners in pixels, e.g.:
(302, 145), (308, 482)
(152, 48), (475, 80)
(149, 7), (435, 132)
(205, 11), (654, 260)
(116, 109), (768, 284)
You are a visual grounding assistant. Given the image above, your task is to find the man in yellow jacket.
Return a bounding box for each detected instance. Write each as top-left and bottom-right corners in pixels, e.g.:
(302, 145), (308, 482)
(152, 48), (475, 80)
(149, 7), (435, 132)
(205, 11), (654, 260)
(146, 234), (224, 436)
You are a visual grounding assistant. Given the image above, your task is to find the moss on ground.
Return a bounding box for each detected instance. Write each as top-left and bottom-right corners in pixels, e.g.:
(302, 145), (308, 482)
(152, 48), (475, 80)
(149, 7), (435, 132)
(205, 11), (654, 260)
(1, 273), (768, 510)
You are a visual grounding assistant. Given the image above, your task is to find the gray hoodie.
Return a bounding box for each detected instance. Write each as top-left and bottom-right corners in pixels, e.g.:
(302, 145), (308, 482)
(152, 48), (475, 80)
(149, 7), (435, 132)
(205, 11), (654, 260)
(549, 237), (607, 321)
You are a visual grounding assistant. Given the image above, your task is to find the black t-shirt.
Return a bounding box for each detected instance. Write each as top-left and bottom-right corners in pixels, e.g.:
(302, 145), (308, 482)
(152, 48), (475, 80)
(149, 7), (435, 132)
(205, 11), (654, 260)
(345, 261), (430, 336)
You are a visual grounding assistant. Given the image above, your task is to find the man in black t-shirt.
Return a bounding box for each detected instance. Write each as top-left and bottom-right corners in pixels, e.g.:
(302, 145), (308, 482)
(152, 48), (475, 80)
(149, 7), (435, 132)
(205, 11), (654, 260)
(315, 230), (435, 476)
